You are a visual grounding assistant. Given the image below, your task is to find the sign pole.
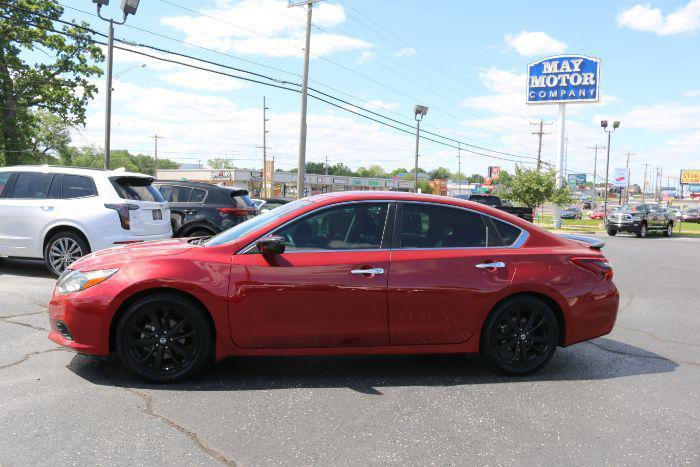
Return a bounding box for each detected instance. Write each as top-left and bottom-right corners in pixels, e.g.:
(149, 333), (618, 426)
(554, 103), (566, 229)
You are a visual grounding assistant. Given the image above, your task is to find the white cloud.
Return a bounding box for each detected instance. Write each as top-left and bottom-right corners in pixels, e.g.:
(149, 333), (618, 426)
(599, 103), (700, 131)
(364, 100), (400, 111)
(504, 31), (567, 56)
(684, 90), (700, 97)
(617, 0), (700, 35)
(393, 47), (416, 58)
(479, 67), (524, 94)
(356, 50), (376, 64)
(161, 0), (371, 58)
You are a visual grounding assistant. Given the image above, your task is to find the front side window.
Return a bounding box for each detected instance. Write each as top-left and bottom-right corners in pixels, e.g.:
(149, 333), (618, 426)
(276, 202), (389, 251)
(62, 175), (97, 199)
(9, 172), (54, 199)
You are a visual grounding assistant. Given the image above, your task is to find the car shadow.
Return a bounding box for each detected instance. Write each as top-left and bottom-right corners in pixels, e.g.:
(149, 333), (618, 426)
(0, 258), (54, 278)
(68, 337), (678, 395)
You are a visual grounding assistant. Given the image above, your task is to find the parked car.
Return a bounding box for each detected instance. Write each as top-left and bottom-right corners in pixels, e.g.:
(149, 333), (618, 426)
(606, 203), (674, 238)
(49, 191), (618, 382)
(251, 197), (290, 213)
(667, 208), (682, 222)
(681, 208), (700, 223)
(0, 166), (171, 276)
(560, 206), (582, 219)
(154, 181), (257, 238)
(582, 200), (594, 210)
(589, 207), (611, 219)
(454, 194), (534, 222)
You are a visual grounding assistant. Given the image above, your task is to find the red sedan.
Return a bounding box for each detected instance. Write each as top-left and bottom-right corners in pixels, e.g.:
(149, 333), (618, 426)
(49, 192), (619, 382)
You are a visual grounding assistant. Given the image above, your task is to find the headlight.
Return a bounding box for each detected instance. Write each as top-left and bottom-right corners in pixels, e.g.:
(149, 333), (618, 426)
(56, 269), (119, 294)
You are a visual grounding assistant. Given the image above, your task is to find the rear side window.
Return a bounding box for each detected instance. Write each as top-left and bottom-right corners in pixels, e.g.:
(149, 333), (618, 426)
(110, 177), (164, 202)
(0, 172), (10, 196)
(190, 188), (207, 203)
(9, 172), (54, 199)
(399, 204), (486, 248)
(486, 218), (523, 247)
(158, 185), (192, 202)
(235, 194), (255, 208)
(63, 175), (97, 199)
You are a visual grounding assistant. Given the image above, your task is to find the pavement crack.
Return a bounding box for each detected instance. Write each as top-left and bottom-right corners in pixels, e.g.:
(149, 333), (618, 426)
(0, 291), (50, 310)
(0, 310), (47, 319)
(0, 348), (67, 370)
(588, 341), (700, 368)
(0, 316), (48, 332)
(617, 325), (700, 348)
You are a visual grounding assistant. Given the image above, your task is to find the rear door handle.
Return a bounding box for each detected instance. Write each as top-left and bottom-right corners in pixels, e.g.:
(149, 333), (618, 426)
(350, 268), (385, 275)
(475, 262), (506, 269)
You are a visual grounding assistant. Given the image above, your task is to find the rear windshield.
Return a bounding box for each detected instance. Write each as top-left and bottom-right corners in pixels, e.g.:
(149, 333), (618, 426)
(110, 176), (164, 202)
(469, 195), (501, 206)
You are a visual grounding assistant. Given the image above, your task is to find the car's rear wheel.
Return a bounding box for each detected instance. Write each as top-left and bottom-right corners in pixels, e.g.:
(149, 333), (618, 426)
(607, 229), (617, 236)
(44, 231), (89, 277)
(116, 293), (211, 383)
(481, 296), (559, 375)
(663, 223), (672, 237)
(636, 223), (648, 238)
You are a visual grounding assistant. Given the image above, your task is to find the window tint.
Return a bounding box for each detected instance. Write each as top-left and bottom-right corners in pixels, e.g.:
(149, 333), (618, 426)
(110, 177), (164, 202)
(158, 185), (192, 202)
(47, 174), (62, 199)
(10, 172), (54, 199)
(0, 172), (10, 196)
(276, 203), (388, 251)
(63, 175), (96, 198)
(190, 188), (206, 203)
(486, 217), (522, 247)
(399, 204), (486, 248)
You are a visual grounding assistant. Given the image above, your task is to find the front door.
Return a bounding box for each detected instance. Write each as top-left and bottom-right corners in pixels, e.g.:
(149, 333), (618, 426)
(388, 203), (520, 345)
(228, 202), (392, 349)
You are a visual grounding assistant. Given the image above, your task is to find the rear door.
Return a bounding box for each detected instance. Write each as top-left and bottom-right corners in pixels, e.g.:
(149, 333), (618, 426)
(387, 202), (522, 345)
(108, 176), (171, 237)
(0, 171), (57, 258)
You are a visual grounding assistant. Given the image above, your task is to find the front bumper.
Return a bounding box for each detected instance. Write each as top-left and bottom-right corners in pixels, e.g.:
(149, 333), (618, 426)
(607, 221), (641, 232)
(48, 287), (111, 356)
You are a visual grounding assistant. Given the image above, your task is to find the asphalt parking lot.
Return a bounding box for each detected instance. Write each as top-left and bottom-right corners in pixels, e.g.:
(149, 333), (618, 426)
(1, 234), (698, 466)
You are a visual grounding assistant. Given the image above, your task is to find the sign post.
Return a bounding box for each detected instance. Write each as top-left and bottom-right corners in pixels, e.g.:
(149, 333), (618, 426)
(527, 54), (601, 228)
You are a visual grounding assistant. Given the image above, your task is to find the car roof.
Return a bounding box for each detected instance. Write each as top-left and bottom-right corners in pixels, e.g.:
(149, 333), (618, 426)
(154, 180), (248, 192)
(2, 165), (152, 178)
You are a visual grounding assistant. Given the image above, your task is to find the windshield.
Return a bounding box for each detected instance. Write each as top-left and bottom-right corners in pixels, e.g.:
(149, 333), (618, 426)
(205, 198), (313, 246)
(620, 204), (648, 213)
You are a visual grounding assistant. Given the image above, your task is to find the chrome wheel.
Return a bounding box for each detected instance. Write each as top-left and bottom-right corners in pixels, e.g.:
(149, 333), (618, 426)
(48, 237), (83, 274)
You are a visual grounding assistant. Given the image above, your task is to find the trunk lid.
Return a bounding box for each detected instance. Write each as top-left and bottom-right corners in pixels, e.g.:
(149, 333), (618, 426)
(109, 176), (172, 237)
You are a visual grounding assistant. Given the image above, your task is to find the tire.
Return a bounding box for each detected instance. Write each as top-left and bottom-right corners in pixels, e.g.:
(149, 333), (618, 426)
(481, 296), (559, 376)
(636, 223), (648, 238)
(116, 292), (212, 383)
(185, 228), (215, 238)
(607, 229), (617, 236)
(44, 231), (90, 277)
(663, 223), (672, 237)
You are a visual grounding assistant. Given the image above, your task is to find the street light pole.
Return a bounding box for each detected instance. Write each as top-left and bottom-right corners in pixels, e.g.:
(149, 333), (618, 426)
(624, 151), (635, 204)
(457, 142), (462, 196)
(601, 120), (620, 224)
(413, 105), (428, 192)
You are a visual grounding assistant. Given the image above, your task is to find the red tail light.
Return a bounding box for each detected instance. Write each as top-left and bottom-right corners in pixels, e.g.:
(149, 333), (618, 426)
(105, 203), (138, 230)
(218, 207), (253, 216)
(571, 256), (613, 281)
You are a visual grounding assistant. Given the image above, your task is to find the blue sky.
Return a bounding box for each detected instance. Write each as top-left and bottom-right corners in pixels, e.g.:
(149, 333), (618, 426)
(61, 0), (700, 186)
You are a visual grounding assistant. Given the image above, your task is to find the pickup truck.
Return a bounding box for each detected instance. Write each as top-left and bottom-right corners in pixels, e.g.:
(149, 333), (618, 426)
(455, 194), (534, 222)
(607, 203), (674, 238)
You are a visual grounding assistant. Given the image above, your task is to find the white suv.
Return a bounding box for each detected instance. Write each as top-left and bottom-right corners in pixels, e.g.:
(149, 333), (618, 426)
(0, 166), (172, 275)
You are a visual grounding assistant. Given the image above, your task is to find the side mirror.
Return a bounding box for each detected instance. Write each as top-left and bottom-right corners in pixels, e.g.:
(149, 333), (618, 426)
(256, 235), (285, 255)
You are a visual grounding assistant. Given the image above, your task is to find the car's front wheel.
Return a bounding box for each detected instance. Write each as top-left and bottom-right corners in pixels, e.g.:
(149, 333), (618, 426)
(116, 293), (212, 383)
(636, 223), (648, 238)
(481, 296), (559, 375)
(607, 229), (617, 236)
(663, 223), (673, 237)
(44, 231), (89, 277)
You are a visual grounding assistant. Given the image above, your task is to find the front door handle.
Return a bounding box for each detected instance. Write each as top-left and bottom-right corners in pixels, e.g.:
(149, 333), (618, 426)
(350, 268), (385, 275)
(475, 262), (506, 269)
(41, 206), (54, 212)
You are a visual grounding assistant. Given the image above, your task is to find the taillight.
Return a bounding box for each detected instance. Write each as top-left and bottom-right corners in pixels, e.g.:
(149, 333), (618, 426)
(105, 203), (138, 230)
(571, 256), (613, 281)
(218, 207), (253, 216)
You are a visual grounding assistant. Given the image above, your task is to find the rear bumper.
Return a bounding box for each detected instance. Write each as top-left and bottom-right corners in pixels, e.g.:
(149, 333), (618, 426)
(563, 280), (619, 346)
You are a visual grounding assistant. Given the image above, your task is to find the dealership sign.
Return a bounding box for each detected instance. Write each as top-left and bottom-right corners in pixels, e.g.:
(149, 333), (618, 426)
(567, 173), (586, 189)
(688, 184), (700, 193)
(612, 167), (629, 188)
(527, 55), (600, 104)
(680, 169), (700, 184)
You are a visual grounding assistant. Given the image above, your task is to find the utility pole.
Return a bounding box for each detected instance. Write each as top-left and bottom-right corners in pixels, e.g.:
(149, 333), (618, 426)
(642, 163), (648, 203)
(262, 97), (269, 197)
(324, 155), (329, 175)
(623, 151), (635, 203)
(150, 135), (163, 176)
(289, 0), (322, 199)
(587, 145), (605, 203)
(457, 142), (462, 195)
(530, 120), (552, 170)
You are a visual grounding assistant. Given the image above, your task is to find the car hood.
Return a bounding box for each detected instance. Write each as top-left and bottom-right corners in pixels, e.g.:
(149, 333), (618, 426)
(69, 238), (195, 271)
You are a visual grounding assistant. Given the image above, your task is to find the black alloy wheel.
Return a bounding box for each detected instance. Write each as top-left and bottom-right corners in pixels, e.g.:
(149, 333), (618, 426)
(116, 293), (211, 383)
(44, 231), (89, 277)
(481, 296), (559, 375)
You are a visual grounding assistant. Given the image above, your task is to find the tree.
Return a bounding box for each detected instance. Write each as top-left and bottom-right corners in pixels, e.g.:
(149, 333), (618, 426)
(63, 147), (179, 174)
(467, 173), (484, 183)
(390, 167), (408, 177)
(356, 165), (386, 178)
(499, 166), (573, 209)
(428, 166), (451, 179)
(452, 171), (467, 180)
(208, 158), (235, 170)
(25, 109), (72, 163)
(417, 181), (433, 194)
(1, 1), (104, 165)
